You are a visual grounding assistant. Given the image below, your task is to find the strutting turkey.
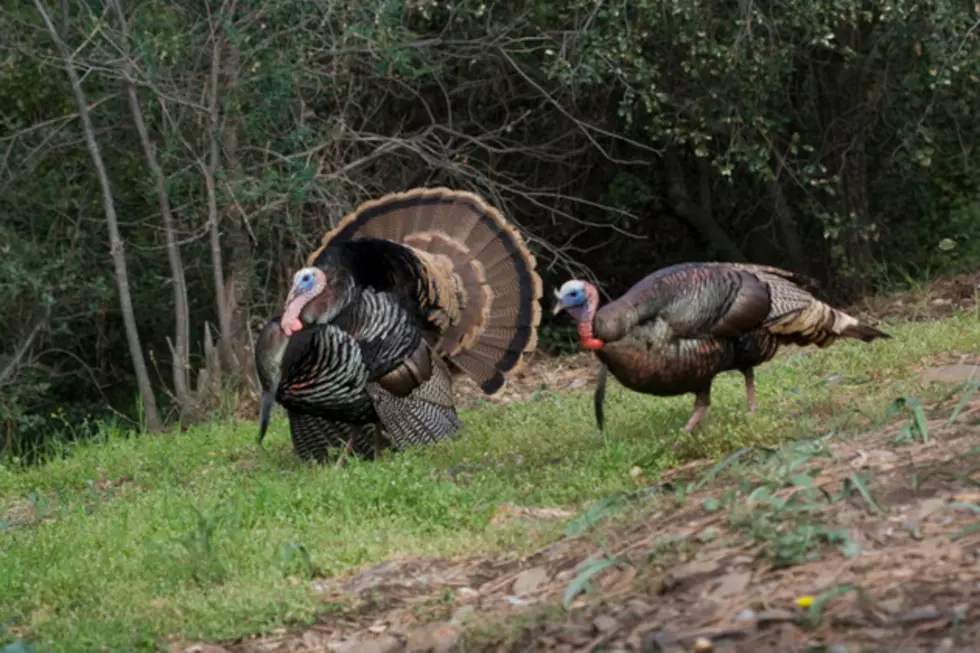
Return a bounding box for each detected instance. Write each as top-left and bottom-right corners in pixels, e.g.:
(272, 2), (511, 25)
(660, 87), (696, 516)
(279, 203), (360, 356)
(552, 262), (892, 434)
(255, 187), (543, 463)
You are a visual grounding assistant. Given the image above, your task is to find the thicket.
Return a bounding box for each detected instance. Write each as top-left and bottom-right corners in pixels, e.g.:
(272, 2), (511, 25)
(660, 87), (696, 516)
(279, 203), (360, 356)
(1, 0), (978, 458)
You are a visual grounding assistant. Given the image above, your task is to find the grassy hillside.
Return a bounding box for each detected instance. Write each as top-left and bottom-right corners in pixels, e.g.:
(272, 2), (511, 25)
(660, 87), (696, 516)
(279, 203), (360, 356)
(2, 310), (980, 652)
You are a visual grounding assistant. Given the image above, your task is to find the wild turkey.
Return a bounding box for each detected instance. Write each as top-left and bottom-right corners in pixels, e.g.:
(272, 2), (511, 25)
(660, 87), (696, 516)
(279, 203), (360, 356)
(255, 187), (543, 463)
(552, 262), (891, 434)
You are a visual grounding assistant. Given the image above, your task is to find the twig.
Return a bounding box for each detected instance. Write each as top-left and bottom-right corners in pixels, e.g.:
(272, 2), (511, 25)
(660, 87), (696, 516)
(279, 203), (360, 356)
(0, 319), (47, 387)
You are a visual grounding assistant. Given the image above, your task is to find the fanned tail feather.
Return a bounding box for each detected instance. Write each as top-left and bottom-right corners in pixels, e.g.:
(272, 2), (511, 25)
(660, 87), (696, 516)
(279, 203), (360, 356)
(310, 187), (543, 395)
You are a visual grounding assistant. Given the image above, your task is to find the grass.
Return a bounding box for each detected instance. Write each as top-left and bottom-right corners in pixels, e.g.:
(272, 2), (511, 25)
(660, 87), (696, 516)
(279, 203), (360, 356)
(2, 311), (980, 652)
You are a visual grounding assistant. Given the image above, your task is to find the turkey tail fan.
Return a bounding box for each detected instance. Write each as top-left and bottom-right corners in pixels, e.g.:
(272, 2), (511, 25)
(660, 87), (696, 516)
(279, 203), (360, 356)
(594, 365), (609, 432)
(367, 354), (462, 449)
(310, 187), (544, 395)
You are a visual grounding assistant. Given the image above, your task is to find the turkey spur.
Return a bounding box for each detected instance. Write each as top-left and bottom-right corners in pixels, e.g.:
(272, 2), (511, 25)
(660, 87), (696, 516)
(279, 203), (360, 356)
(255, 187), (543, 463)
(552, 262), (891, 434)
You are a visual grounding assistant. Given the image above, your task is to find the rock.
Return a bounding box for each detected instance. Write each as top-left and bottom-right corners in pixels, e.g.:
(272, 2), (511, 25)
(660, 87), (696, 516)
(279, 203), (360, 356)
(335, 636), (401, 653)
(693, 637), (713, 652)
(946, 546), (965, 563)
(303, 630), (332, 648)
(451, 605), (475, 625)
(828, 645), (861, 653)
(933, 637), (955, 653)
(455, 587), (479, 602)
(923, 364), (980, 384)
(626, 598), (653, 617)
(916, 497), (948, 520)
(663, 559), (721, 588)
(182, 646), (233, 653)
(711, 572), (752, 599)
(405, 623), (460, 653)
(555, 625), (594, 646)
(756, 609), (796, 625)
(593, 615), (619, 633)
(895, 605), (942, 624)
(696, 527), (719, 543)
(512, 566), (550, 597)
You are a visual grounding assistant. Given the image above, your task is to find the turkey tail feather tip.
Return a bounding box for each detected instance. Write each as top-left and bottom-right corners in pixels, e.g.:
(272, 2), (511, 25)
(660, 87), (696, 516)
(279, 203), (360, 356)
(841, 322), (892, 342)
(594, 365), (609, 432)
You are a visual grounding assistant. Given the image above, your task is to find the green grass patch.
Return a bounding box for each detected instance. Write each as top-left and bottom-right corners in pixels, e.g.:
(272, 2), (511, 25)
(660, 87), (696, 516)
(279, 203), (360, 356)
(2, 312), (979, 652)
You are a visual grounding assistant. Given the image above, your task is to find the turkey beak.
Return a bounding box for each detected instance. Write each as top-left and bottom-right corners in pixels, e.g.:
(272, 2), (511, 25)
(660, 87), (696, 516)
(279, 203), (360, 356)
(551, 289), (566, 316)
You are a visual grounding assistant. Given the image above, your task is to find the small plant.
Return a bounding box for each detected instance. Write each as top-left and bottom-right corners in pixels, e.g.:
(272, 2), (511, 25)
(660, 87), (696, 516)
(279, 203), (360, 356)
(886, 395), (930, 444)
(177, 504), (227, 585)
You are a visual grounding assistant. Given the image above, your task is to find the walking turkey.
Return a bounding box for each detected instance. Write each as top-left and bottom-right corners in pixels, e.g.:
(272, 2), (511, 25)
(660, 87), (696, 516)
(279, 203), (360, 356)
(255, 187), (543, 463)
(552, 262), (891, 434)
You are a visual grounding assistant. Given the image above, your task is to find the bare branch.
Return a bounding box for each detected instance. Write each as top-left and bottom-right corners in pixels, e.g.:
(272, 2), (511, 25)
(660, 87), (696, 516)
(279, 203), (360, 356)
(108, 0), (192, 407)
(0, 319), (47, 387)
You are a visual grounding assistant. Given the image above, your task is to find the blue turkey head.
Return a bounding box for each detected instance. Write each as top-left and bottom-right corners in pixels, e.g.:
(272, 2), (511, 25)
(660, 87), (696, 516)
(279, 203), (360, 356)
(553, 280), (590, 316)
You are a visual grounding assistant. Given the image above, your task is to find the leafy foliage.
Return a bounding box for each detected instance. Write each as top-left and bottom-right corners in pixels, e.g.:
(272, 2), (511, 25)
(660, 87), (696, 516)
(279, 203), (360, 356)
(0, 0), (979, 452)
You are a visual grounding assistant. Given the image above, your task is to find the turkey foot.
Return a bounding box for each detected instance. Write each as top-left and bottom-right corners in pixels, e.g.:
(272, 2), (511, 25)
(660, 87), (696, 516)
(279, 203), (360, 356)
(742, 368), (758, 413)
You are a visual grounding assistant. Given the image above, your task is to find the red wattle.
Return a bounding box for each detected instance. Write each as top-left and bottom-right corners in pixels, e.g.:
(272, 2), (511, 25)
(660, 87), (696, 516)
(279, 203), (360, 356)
(281, 315), (303, 336)
(577, 321), (604, 351)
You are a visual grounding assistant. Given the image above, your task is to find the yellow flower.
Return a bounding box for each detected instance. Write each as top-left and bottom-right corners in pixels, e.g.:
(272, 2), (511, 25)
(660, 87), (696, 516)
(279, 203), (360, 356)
(795, 595), (814, 608)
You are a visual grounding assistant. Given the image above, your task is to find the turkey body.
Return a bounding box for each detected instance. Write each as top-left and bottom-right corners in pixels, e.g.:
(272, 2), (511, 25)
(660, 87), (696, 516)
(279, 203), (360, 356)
(554, 262), (892, 433)
(593, 263), (785, 397)
(257, 288), (458, 460)
(256, 188), (543, 463)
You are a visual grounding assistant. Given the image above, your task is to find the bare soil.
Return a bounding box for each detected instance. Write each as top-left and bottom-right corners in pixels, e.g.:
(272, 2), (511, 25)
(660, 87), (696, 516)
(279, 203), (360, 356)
(197, 273), (980, 653)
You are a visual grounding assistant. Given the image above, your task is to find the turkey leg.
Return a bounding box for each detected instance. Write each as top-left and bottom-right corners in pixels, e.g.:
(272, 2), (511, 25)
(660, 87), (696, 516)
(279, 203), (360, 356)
(334, 432), (358, 469)
(684, 391), (712, 432)
(741, 368), (758, 412)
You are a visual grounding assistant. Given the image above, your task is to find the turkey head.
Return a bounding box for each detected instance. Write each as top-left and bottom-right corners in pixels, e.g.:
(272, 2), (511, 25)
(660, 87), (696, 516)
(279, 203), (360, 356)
(280, 264), (355, 336)
(552, 280), (604, 351)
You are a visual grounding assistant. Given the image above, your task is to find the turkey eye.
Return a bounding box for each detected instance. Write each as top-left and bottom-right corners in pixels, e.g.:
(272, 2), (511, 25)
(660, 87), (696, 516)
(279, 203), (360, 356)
(301, 274), (311, 283)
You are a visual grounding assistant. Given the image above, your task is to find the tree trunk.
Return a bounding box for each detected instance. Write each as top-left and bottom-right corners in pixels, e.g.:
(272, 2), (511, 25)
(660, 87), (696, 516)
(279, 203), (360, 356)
(204, 22), (232, 379)
(768, 178), (807, 274)
(814, 17), (881, 296)
(219, 39), (257, 389)
(109, 0), (193, 411)
(663, 148), (746, 262)
(34, 0), (162, 432)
